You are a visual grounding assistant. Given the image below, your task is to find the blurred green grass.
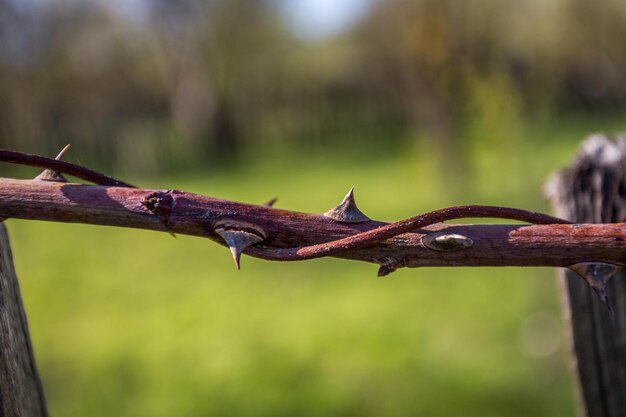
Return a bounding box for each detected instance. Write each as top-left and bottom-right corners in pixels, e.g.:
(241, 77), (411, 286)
(9, 115), (626, 416)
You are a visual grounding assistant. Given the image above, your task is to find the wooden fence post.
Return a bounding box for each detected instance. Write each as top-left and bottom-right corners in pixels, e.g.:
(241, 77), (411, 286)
(0, 223), (48, 417)
(547, 134), (626, 417)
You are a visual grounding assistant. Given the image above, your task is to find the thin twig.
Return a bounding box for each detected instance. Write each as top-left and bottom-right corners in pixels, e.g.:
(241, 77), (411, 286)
(0, 149), (135, 188)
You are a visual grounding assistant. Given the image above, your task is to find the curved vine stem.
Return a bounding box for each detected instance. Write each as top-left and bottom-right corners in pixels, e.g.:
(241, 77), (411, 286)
(0, 149), (135, 188)
(247, 205), (571, 261)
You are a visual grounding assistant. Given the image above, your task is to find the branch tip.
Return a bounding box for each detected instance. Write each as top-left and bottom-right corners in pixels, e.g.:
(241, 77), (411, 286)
(375, 256), (403, 277)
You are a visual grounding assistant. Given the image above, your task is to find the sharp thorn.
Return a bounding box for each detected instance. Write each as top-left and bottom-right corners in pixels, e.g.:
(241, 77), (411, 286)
(55, 143), (72, 160)
(377, 265), (397, 277)
(34, 144), (72, 182)
(375, 256), (402, 277)
(168, 232), (177, 239)
(263, 197), (278, 207)
(229, 245), (242, 270)
(214, 224), (265, 270)
(34, 169), (67, 182)
(592, 286), (613, 313)
(323, 187), (370, 223)
(569, 262), (620, 310)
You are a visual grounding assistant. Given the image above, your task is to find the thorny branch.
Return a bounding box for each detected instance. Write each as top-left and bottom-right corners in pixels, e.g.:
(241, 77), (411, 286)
(0, 148), (624, 306)
(0, 148), (134, 188)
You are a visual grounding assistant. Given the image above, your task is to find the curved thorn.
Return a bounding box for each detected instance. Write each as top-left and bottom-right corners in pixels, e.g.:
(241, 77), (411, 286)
(592, 287), (612, 314)
(34, 144), (72, 182)
(323, 187), (370, 223)
(229, 244), (242, 269)
(375, 256), (404, 277)
(263, 197), (278, 207)
(569, 262), (621, 309)
(377, 264), (398, 277)
(55, 143), (72, 160)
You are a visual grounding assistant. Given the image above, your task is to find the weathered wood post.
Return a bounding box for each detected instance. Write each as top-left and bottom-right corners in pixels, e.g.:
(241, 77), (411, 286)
(547, 134), (626, 417)
(0, 223), (48, 417)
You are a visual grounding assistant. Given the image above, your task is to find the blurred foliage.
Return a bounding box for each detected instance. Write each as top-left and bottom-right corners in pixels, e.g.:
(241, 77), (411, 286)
(3, 0), (626, 415)
(1, 0), (626, 177)
(12, 113), (626, 417)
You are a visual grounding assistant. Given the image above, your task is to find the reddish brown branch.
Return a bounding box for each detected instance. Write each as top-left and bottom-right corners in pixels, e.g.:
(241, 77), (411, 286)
(0, 179), (623, 272)
(0, 148), (571, 258)
(1, 148), (623, 275)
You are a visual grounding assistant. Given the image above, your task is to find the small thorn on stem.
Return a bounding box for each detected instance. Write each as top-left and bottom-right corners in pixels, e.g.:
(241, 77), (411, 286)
(324, 187), (370, 223)
(377, 264), (398, 277)
(214, 222), (266, 270)
(263, 197), (278, 207)
(569, 262), (621, 310)
(592, 287), (613, 314)
(375, 256), (402, 277)
(34, 144), (72, 183)
(55, 144), (72, 160)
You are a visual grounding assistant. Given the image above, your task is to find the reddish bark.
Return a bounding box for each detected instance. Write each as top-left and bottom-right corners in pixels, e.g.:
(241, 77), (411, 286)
(0, 178), (624, 272)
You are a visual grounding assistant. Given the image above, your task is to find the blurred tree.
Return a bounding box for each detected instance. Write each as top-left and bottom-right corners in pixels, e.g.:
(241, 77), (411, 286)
(349, 0), (626, 179)
(1, 0), (169, 170)
(1, 0), (626, 175)
(351, 0), (492, 178)
(559, 0), (626, 109)
(148, 0), (293, 162)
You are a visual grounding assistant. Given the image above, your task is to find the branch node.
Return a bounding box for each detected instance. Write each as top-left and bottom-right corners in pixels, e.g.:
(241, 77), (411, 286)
(375, 256), (404, 277)
(142, 190), (175, 228)
(422, 233), (474, 252)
